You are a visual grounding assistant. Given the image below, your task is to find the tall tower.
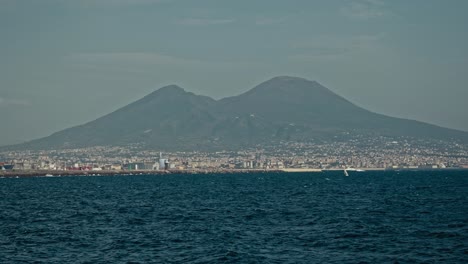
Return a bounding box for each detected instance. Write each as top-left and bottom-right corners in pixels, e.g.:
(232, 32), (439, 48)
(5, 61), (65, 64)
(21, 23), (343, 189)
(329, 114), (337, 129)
(159, 152), (167, 170)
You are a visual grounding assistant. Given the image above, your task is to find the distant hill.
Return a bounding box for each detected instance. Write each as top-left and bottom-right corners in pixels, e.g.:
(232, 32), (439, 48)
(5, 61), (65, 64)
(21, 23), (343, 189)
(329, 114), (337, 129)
(5, 76), (468, 150)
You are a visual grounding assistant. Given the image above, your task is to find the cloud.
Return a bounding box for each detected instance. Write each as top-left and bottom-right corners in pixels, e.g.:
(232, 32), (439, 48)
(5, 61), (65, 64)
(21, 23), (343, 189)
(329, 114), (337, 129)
(289, 33), (385, 61)
(292, 34), (383, 49)
(0, 97), (30, 107)
(11, 0), (175, 9)
(255, 16), (289, 26)
(288, 48), (350, 61)
(69, 52), (222, 68)
(176, 18), (235, 26)
(68, 0), (172, 6)
(340, 0), (388, 20)
(70, 52), (194, 65)
(67, 52), (265, 72)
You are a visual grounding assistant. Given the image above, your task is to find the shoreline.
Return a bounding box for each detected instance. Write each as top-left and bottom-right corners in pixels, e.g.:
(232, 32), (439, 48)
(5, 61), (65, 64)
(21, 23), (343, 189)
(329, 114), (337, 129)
(0, 169), (284, 178)
(1, 167), (467, 178)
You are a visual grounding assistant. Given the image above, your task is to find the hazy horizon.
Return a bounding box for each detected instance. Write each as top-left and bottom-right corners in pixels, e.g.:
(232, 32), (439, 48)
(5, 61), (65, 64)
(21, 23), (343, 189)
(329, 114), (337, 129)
(1, 0), (468, 146)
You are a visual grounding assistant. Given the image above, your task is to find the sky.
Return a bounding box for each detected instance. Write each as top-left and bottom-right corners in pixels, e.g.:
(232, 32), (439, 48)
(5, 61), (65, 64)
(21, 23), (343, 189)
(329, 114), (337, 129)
(1, 0), (467, 146)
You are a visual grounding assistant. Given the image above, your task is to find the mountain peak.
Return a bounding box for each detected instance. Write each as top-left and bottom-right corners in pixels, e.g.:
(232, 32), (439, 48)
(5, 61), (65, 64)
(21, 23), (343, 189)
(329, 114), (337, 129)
(157, 84), (185, 94)
(244, 76), (323, 96)
(268, 76), (313, 83)
(136, 84), (189, 104)
(262, 76), (322, 87)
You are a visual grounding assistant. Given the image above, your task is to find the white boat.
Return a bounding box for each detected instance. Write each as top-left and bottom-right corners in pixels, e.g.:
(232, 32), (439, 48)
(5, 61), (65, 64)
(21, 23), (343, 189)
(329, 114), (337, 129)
(45, 174), (54, 177)
(344, 168), (365, 175)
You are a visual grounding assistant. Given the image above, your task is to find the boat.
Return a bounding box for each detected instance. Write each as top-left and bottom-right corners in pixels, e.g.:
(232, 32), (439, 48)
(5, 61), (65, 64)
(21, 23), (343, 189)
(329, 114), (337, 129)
(344, 167), (366, 175)
(45, 174), (54, 177)
(344, 169), (349, 176)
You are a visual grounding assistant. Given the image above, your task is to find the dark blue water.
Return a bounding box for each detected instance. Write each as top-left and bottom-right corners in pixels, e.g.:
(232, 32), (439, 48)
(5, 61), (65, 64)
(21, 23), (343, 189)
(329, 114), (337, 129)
(1, 171), (467, 263)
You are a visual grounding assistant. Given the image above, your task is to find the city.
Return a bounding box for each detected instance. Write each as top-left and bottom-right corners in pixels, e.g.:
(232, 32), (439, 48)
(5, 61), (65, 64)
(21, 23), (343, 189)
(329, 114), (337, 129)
(2, 135), (467, 175)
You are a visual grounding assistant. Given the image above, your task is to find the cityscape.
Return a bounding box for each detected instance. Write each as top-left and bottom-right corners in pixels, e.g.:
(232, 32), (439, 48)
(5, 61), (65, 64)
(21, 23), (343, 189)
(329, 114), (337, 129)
(2, 135), (467, 175)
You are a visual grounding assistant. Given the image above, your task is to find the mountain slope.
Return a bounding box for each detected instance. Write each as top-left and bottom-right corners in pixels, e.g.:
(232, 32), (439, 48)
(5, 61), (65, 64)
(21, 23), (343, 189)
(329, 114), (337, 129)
(6, 76), (468, 150)
(218, 76), (373, 129)
(216, 76), (468, 143)
(18, 85), (220, 150)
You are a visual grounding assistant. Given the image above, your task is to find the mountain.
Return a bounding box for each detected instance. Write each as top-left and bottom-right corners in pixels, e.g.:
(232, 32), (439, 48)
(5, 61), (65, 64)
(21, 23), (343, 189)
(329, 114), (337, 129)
(216, 76), (468, 143)
(16, 85), (219, 150)
(6, 76), (468, 150)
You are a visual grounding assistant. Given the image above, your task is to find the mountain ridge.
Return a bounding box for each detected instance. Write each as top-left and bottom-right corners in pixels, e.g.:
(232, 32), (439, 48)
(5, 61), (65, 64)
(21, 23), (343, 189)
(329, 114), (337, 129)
(4, 76), (468, 151)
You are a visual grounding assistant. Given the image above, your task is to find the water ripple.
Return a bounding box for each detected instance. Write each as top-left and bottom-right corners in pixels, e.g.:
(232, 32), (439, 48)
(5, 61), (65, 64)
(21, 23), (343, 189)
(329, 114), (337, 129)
(0, 171), (467, 263)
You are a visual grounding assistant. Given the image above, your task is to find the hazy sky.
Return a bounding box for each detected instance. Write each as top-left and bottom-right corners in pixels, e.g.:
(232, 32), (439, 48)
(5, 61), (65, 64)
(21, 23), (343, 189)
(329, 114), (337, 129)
(1, 0), (467, 146)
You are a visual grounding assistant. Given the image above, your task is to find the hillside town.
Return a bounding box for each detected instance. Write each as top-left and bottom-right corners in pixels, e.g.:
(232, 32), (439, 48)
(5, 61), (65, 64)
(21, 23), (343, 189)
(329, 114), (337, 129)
(1, 135), (468, 173)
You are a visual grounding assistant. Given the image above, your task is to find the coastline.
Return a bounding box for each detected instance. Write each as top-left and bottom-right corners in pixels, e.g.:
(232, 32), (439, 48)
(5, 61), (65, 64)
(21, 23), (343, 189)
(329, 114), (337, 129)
(1, 167), (467, 178)
(0, 169), (285, 178)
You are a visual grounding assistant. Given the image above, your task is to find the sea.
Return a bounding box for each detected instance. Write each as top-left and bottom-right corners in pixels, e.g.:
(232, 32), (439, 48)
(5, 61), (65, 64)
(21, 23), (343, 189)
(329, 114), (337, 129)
(1, 171), (467, 263)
